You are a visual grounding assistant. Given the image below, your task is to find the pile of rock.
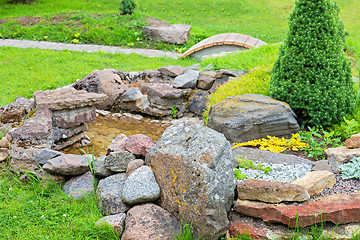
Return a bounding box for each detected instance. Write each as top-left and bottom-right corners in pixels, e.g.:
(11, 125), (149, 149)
(228, 145), (360, 239)
(27, 121), (234, 240)
(0, 87), (106, 171)
(72, 66), (245, 118)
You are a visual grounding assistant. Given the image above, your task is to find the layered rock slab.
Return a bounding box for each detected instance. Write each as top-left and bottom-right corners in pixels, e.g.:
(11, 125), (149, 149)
(234, 193), (360, 228)
(146, 121), (234, 240)
(236, 179), (310, 203)
(207, 94), (300, 143)
(292, 171), (336, 196)
(72, 69), (129, 110)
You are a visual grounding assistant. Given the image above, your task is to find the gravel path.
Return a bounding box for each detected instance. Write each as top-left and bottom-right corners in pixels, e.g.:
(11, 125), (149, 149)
(0, 39), (182, 59)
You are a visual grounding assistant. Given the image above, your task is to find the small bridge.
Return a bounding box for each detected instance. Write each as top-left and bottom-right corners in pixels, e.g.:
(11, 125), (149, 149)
(181, 33), (267, 59)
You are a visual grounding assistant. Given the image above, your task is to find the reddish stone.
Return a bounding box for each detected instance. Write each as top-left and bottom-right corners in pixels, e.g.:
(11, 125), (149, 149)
(234, 193), (360, 228)
(126, 159), (145, 176)
(121, 203), (180, 240)
(228, 222), (267, 239)
(345, 133), (360, 148)
(52, 106), (96, 128)
(0, 97), (35, 124)
(34, 87), (106, 111)
(106, 134), (127, 155)
(141, 83), (184, 98)
(125, 134), (155, 156)
(158, 65), (185, 77)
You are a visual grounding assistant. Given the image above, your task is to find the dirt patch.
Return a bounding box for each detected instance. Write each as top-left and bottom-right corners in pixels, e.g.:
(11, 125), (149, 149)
(146, 17), (172, 28)
(0, 16), (41, 26)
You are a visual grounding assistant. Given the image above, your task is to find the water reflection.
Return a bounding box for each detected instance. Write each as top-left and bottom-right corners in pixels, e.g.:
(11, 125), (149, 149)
(61, 116), (169, 157)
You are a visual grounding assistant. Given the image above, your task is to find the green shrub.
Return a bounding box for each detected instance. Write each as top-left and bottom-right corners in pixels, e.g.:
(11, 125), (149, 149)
(270, 0), (355, 127)
(338, 157), (360, 179)
(203, 65), (271, 123)
(119, 0), (136, 15)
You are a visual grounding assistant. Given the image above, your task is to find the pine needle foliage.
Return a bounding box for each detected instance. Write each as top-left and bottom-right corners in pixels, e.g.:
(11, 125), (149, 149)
(270, 0), (355, 126)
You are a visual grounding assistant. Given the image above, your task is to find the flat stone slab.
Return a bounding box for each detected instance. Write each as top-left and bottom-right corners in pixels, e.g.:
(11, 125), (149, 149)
(42, 154), (89, 176)
(0, 39), (181, 59)
(237, 179), (310, 203)
(158, 65), (185, 77)
(234, 193), (360, 228)
(34, 87), (107, 110)
(325, 146), (360, 171)
(141, 83), (184, 98)
(292, 171), (336, 196)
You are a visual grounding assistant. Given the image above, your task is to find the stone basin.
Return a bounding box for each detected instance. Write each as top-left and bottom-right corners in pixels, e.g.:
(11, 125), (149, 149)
(61, 116), (169, 157)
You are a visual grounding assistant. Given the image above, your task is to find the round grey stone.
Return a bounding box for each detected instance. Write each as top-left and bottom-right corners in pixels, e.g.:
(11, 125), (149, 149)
(122, 166), (160, 205)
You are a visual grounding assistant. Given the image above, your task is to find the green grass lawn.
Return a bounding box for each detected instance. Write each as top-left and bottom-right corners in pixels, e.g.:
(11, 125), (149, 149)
(1, 1), (360, 239)
(0, 168), (120, 240)
(0, 47), (198, 106)
(1, 0), (359, 55)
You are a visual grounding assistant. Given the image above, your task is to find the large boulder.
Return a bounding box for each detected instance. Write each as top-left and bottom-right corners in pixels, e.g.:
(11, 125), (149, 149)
(143, 18), (191, 44)
(96, 173), (130, 215)
(0, 97), (35, 124)
(146, 121), (234, 240)
(121, 203), (181, 240)
(207, 94), (300, 143)
(122, 166), (160, 205)
(72, 69), (129, 110)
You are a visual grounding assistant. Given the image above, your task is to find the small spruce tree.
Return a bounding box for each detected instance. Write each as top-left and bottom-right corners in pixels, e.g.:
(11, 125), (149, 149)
(119, 0), (136, 15)
(270, 0), (355, 126)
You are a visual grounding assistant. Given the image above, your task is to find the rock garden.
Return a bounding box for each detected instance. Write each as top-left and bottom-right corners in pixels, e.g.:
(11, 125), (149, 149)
(1, 0), (360, 240)
(0, 64), (360, 239)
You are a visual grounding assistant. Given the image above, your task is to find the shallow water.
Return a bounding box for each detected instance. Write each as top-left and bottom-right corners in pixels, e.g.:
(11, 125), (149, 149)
(61, 116), (169, 157)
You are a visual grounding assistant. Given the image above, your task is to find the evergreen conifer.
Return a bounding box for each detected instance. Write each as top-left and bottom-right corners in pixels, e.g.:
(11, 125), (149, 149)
(270, 0), (355, 126)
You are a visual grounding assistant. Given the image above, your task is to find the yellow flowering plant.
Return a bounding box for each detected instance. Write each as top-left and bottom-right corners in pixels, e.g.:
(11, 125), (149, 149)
(232, 133), (307, 154)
